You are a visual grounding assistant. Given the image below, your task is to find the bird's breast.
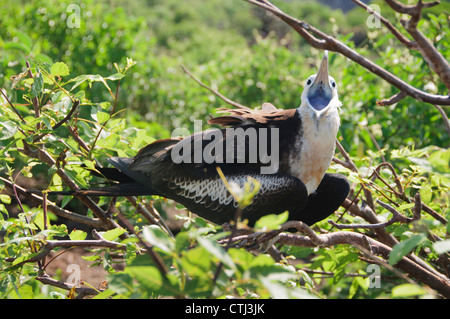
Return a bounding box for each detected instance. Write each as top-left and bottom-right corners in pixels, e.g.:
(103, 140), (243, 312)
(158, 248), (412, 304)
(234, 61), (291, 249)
(288, 109), (340, 195)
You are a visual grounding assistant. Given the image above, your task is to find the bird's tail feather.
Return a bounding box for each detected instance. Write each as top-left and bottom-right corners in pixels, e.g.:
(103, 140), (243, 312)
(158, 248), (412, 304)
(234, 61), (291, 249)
(33, 157), (156, 197)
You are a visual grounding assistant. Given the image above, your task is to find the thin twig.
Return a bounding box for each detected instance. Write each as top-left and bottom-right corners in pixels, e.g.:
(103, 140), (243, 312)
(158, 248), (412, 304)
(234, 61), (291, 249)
(384, 0), (450, 89)
(115, 212), (169, 278)
(328, 208), (411, 229)
(52, 99), (80, 130)
(350, 0), (418, 49)
(433, 104), (450, 139)
(376, 91), (407, 106)
(181, 64), (251, 110)
(0, 89), (27, 123)
(18, 141), (120, 229)
(413, 191), (422, 221)
(335, 139), (358, 172)
(0, 176), (104, 228)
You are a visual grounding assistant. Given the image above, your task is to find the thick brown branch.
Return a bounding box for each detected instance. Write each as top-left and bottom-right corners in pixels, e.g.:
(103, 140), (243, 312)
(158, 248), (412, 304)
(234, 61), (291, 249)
(328, 207), (411, 229)
(384, 0), (440, 15)
(351, 0), (418, 49)
(36, 274), (100, 297)
(383, 0), (450, 89)
(244, 0), (450, 105)
(276, 231), (450, 298)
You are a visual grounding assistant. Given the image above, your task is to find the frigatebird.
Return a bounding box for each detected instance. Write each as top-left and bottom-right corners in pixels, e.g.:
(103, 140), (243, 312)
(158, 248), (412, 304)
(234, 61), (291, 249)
(54, 51), (349, 227)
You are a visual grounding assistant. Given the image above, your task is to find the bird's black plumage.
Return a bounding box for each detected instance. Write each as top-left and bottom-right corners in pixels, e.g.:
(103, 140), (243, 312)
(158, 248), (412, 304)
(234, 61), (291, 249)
(50, 51), (350, 227)
(55, 104), (349, 227)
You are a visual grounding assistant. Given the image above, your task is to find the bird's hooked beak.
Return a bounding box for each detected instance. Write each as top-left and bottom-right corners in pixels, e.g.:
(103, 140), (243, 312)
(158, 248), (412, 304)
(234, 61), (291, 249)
(307, 51), (332, 111)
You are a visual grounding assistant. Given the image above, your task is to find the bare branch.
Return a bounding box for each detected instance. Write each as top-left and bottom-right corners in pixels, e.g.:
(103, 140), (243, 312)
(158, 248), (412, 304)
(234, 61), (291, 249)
(0, 176), (104, 228)
(276, 231), (450, 298)
(328, 206), (411, 229)
(334, 139), (358, 172)
(0, 88), (27, 123)
(181, 64), (251, 110)
(376, 91), (407, 106)
(18, 141), (120, 230)
(433, 104), (450, 138)
(384, 0), (440, 14)
(383, 0), (450, 89)
(36, 274), (100, 297)
(413, 191), (422, 221)
(52, 99), (80, 131)
(243, 0), (450, 105)
(351, 0), (418, 49)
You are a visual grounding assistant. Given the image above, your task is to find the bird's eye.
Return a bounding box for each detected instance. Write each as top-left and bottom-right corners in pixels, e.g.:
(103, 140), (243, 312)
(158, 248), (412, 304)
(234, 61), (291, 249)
(306, 79), (312, 85)
(331, 81), (336, 88)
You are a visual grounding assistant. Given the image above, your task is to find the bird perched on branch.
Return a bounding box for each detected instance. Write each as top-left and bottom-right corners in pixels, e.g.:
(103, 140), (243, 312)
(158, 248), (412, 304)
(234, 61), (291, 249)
(53, 50), (349, 227)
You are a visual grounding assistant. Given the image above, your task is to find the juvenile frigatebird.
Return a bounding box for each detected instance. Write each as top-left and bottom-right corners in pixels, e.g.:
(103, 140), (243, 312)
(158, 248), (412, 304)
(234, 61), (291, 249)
(54, 51), (349, 226)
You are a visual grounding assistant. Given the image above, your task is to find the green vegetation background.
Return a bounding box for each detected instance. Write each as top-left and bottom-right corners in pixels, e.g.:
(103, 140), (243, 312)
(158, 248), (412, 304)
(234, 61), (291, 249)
(1, 0), (448, 149)
(0, 0), (449, 299)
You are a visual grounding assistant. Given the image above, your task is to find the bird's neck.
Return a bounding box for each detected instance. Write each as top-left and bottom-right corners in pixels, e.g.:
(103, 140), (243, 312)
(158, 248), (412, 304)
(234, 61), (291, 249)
(298, 102), (340, 129)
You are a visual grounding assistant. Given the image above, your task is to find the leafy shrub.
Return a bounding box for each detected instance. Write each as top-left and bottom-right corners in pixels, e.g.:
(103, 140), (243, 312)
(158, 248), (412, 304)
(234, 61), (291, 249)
(0, 0), (449, 299)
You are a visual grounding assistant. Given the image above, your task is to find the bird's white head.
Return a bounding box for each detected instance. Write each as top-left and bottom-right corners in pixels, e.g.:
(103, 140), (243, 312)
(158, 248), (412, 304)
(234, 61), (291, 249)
(300, 51), (341, 118)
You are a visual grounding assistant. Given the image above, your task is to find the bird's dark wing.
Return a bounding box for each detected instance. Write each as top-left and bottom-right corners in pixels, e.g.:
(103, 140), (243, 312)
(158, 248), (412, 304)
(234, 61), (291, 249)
(47, 104), (348, 226)
(128, 158), (309, 226)
(116, 105), (309, 225)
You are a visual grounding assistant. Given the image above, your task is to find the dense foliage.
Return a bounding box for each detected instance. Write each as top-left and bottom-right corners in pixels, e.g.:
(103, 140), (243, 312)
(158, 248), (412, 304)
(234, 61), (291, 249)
(0, 0), (449, 299)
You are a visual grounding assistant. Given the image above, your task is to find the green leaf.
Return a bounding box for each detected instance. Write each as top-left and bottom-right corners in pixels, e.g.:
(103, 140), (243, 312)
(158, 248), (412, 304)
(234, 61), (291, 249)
(433, 239), (450, 254)
(175, 231), (191, 254)
(389, 234), (427, 265)
(106, 73), (125, 81)
(4, 41), (29, 53)
(41, 116), (53, 130)
(30, 72), (44, 98)
(0, 121), (19, 140)
(63, 168), (88, 189)
(69, 74), (111, 92)
(181, 246), (212, 277)
(258, 274), (316, 299)
(392, 284), (427, 298)
(51, 62), (70, 77)
(254, 211), (289, 230)
(95, 111), (110, 123)
(0, 194), (11, 204)
(142, 225), (174, 253)
(196, 235), (235, 270)
(102, 227), (125, 241)
(123, 266), (179, 296)
(13, 30), (32, 52)
(33, 210), (51, 231)
(69, 229), (87, 241)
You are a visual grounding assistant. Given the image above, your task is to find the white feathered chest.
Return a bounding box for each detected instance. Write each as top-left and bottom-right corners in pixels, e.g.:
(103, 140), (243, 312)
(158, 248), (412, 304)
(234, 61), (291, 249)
(288, 106), (340, 195)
